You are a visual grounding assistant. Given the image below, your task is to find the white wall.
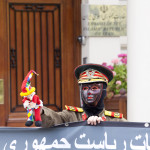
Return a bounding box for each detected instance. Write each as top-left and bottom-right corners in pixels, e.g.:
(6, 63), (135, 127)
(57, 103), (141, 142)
(128, 0), (150, 122)
(82, 37), (127, 64)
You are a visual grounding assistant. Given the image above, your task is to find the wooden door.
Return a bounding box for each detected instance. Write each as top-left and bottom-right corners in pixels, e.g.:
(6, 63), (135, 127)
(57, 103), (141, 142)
(0, 0), (81, 127)
(9, 3), (62, 112)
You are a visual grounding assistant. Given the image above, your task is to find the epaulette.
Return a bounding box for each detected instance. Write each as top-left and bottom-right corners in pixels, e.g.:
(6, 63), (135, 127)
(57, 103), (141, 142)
(65, 105), (83, 113)
(104, 110), (123, 119)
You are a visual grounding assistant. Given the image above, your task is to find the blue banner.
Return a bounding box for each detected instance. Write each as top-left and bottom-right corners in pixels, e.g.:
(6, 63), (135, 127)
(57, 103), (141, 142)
(1, 121), (150, 150)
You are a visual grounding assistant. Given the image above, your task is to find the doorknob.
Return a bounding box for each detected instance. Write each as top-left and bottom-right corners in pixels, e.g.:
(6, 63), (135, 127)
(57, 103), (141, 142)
(77, 36), (86, 45)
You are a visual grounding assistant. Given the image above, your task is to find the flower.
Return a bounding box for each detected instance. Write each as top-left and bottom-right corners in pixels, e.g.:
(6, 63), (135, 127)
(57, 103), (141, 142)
(118, 54), (127, 58)
(111, 58), (119, 65)
(107, 65), (114, 70)
(102, 62), (107, 66)
(112, 71), (116, 76)
(121, 57), (127, 64)
(102, 54), (127, 99)
(116, 80), (122, 85)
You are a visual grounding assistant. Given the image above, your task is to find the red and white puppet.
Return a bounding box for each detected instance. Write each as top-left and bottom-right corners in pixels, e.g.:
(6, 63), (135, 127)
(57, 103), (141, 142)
(20, 70), (43, 127)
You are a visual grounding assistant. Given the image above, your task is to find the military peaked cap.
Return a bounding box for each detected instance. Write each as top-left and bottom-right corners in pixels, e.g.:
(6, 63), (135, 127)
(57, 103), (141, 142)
(74, 64), (113, 84)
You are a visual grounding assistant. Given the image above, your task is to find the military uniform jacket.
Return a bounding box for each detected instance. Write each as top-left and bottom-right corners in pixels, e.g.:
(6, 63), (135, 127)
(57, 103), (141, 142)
(41, 106), (126, 128)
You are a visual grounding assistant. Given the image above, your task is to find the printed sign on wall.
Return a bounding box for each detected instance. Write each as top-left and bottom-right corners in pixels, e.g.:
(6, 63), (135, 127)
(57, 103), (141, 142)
(82, 5), (127, 37)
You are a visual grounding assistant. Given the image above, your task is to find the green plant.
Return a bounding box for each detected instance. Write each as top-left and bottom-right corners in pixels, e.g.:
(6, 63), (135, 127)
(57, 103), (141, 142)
(102, 54), (127, 99)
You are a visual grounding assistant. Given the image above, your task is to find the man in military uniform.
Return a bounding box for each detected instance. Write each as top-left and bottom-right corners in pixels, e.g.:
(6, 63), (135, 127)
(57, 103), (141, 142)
(41, 64), (126, 128)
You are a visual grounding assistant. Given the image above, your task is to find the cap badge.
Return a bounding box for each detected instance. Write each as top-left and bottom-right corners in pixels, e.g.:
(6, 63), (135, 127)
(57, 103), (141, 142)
(86, 69), (95, 78)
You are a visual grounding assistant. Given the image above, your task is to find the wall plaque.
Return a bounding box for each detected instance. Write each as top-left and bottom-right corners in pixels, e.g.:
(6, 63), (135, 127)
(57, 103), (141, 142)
(0, 79), (4, 104)
(82, 5), (127, 37)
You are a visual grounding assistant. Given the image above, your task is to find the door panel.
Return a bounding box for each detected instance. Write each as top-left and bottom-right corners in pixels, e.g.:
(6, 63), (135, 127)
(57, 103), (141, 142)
(9, 4), (62, 113)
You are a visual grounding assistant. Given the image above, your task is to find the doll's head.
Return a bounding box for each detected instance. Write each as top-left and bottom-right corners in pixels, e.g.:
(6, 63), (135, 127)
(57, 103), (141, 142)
(27, 92), (36, 100)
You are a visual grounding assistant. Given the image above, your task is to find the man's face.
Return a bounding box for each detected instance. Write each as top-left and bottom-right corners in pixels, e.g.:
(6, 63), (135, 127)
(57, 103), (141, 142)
(81, 82), (103, 107)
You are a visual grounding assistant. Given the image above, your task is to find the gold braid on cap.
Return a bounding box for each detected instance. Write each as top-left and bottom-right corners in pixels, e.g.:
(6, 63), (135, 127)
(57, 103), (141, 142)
(78, 69), (108, 84)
